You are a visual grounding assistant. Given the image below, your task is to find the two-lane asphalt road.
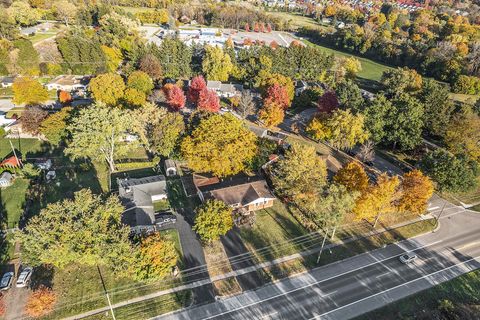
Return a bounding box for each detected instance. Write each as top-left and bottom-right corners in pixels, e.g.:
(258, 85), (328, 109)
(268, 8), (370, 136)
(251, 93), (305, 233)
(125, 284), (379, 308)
(153, 209), (480, 320)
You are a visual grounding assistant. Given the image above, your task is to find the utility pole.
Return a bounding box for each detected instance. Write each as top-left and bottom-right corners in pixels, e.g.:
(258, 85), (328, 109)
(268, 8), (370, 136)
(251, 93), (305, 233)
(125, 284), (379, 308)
(97, 266), (116, 320)
(316, 228), (328, 264)
(9, 139), (22, 168)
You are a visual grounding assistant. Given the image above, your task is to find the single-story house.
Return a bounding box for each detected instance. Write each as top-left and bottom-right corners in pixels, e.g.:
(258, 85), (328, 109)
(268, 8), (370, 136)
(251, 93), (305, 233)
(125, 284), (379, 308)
(45, 75), (90, 92)
(0, 172), (13, 187)
(206, 81), (243, 98)
(194, 174), (276, 219)
(164, 159), (177, 177)
(118, 175), (169, 234)
(0, 77), (15, 88)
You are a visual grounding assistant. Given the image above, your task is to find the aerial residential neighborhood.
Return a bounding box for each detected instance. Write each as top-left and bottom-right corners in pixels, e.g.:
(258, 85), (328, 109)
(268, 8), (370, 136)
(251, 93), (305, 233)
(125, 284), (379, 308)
(0, 0), (479, 319)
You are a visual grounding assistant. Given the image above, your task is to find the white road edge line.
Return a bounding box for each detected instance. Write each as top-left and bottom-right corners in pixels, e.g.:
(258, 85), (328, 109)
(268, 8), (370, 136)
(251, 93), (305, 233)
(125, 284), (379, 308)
(197, 240), (443, 320)
(308, 254), (480, 319)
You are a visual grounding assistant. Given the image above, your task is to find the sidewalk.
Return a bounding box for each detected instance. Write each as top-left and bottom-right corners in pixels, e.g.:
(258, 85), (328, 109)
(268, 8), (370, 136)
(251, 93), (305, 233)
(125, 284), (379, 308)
(63, 214), (438, 320)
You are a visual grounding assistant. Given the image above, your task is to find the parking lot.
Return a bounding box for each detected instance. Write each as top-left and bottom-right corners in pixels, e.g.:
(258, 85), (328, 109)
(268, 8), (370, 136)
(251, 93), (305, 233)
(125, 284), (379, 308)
(228, 30), (297, 47)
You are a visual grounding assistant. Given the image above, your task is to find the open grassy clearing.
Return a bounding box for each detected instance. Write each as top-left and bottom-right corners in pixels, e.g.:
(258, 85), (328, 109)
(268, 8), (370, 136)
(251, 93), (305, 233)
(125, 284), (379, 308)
(267, 11), (332, 31)
(28, 32), (56, 44)
(117, 5), (157, 13)
(302, 39), (394, 82)
(0, 137), (46, 159)
(356, 269), (480, 320)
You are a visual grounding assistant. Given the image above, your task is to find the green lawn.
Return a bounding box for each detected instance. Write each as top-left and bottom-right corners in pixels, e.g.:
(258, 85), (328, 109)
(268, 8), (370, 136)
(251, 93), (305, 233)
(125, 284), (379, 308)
(153, 199), (170, 212)
(0, 137), (47, 159)
(267, 11), (332, 31)
(160, 229), (182, 262)
(356, 269), (480, 320)
(28, 32), (56, 44)
(83, 290), (192, 320)
(303, 39), (394, 82)
(0, 178), (29, 229)
(0, 87), (12, 97)
(239, 201), (310, 262)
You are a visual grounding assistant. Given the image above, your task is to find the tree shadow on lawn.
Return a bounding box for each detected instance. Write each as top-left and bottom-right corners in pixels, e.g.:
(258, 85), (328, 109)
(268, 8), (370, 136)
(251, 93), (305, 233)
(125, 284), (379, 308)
(20, 142), (103, 227)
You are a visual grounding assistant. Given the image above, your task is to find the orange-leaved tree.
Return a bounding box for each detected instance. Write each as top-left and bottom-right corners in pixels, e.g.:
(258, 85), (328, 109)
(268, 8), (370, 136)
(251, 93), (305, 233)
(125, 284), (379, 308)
(25, 286), (57, 318)
(398, 169), (434, 214)
(334, 161), (369, 193)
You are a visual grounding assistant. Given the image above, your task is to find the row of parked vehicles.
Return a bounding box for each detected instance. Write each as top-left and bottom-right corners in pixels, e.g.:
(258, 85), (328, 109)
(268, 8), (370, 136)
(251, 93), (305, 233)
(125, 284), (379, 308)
(0, 267), (32, 291)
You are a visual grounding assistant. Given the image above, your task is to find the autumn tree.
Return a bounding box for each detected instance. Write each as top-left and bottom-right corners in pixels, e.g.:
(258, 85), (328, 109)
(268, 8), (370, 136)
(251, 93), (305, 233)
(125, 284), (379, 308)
(165, 84), (186, 111)
(89, 73), (125, 105)
(181, 113), (257, 177)
(256, 72), (295, 102)
(317, 91), (339, 114)
(271, 143), (328, 209)
(353, 174), (400, 225)
(334, 161), (369, 193)
(133, 233), (178, 281)
(133, 103), (184, 156)
(258, 102), (284, 127)
(193, 200), (234, 243)
(66, 103), (137, 172)
(58, 90), (72, 104)
(12, 77), (49, 105)
(127, 71), (154, 94)
(25, 286), (56, 318)
(188, 75), (207, 103)
(40, 107), (71, 146)
(264, 84), (290, 109)
(381, 67), (422, 96)
(197, 89), (220, 112)
(202, 46), (234, 81)
(18, 189), (133, 271)
(444, 110), (480, 162)
(20, 106), (48, 135)
(398, 170), (434, 214)
(138, 54), (163, 80)
(124, 87), (146, 106)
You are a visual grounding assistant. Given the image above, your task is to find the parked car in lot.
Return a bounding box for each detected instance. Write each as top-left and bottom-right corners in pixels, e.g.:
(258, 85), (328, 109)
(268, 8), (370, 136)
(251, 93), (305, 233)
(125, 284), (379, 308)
(0, 272), (14, 291)
(399, 252), (417, 264)
(16, 267), (33, 288)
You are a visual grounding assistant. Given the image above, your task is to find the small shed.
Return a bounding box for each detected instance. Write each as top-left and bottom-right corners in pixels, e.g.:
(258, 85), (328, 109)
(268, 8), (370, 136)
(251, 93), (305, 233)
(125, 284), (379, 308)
(0, 172), (13, 187)
(164, 159), (177, 177)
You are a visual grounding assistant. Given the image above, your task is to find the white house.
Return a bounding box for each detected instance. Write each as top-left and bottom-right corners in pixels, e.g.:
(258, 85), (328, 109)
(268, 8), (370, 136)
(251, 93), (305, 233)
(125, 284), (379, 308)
(164, 159), (177, 177)
(0, 77), (15, 88)
(206, 81), (242, 98)
(45, 75), (89, 92)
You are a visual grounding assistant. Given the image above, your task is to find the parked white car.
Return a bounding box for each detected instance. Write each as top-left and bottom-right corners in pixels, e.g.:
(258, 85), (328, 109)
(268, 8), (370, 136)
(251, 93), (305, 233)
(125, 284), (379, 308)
(0, 272), (14, 291)
(399, 252), (417, 264)
(16, 267), (33, 288)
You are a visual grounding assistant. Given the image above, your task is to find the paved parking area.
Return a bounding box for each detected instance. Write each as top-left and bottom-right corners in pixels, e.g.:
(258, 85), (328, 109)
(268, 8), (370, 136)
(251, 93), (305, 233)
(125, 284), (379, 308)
(228, 30), (297, 47)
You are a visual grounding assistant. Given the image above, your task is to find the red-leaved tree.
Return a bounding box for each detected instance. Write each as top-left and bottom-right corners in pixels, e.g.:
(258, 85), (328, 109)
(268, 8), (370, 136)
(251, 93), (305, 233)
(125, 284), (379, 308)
(197, 89), (220, 112)
(318, 91), (339, 114)
(264, 84), (290, 109)
(245, 23), (250, 32)
(244, 38), (253, 46)
(259, 23), (265, 33)
(166, 85), (186, 111)
(188, 75), (207, 104)
(253, 22), (260, 32)
(266, 23), (272, 33)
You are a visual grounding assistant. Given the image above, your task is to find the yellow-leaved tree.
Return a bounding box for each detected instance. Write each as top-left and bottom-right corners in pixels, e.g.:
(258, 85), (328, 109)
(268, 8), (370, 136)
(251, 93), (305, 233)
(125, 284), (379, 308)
(181, 113), (257, 177)
(334, 161), (369, 193)
(398, 169), (434, 214)
(353, 174), (401, 226)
